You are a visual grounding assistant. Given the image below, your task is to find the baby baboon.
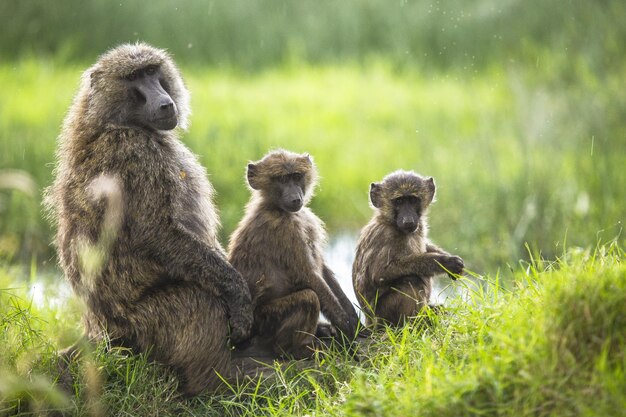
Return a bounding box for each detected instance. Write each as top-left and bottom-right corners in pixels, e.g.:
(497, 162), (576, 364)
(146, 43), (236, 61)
(352, 170), (464, 327)
(45, 43), (253, 395)
(228, 150), (359, 359)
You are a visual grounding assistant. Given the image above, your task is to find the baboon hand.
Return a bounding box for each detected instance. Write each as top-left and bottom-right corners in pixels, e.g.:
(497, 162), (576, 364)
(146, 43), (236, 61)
(228, 304), (254, 345)
(336, 312), (359, 340)
(315, 322), (337, 339)
(438, 255), (464, 278)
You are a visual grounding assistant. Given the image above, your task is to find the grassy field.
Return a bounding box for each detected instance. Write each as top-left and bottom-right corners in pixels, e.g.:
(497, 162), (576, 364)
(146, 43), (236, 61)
(1, 59), (625, 272)
(1, 243), (624, 416)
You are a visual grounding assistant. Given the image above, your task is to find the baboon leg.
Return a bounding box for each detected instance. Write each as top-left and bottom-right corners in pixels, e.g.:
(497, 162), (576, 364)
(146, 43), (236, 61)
(55, 337), (91, 396)
(255, 289), (320, 359)
(375, 277), (430, 327)
(127, 282), (231, 396)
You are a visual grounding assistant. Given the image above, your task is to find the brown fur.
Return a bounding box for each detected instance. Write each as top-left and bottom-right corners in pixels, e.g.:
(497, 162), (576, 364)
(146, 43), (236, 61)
(45, 43), (253, 395)
(352, 170), (464, 327)
(228, 150), (359, 358)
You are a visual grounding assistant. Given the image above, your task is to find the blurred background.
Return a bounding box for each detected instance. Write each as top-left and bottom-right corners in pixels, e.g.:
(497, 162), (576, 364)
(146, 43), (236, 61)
(1, 0), (625, 278)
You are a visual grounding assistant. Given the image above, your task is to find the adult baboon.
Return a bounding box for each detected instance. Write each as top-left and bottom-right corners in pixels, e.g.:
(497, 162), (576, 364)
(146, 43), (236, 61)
(45, 43), (252, 395)
(352, 170), (464, 327)
(228, 150), (359, 359)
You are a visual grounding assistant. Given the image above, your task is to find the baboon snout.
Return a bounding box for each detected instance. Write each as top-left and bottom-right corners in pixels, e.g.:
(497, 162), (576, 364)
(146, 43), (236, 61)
(395, 202), (420, 233)
(397, 216), (418, 233)
(283, 194), (304, 212)
(135, 76), (178, 130)
(157, 97), (176, 118)
(281, 187), (304, 212)
(159, 99), (174, 112)
(396, 213), (419, 233)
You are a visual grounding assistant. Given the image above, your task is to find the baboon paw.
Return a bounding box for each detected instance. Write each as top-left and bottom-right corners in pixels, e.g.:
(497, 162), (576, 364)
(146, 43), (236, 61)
(315, 322), (337, 339)
(229, 314), (253, 345)
(442, 255), (464, 277)
(229, 326), (250, 345)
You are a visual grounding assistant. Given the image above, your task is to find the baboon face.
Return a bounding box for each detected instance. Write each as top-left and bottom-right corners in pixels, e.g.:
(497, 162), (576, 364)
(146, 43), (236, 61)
(271, 172), (306, 212)
(390, 195), (422, 233)
(370, 171), (435, 233)
(85, 43), (190, 132)
(123, 64), (178, 131)
(246, 150), (318, 212)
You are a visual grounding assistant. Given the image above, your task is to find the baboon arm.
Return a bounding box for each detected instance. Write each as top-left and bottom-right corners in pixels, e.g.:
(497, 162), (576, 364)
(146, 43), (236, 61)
(143, 224), (253, 342)
(426, 242), (463, 279)
(371, 252), (444, 286)
(321, 264), (359, 334)
(309, 270), (357, 339)
(426, 242), (449, 255)
(161, 225), (250, 300)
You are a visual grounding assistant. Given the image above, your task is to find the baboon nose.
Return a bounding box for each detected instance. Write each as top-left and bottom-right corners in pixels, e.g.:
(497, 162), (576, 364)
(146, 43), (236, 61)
(160, 101), (175, 115)
(157, 99), (177, 122)
(401, 219), (417, 232)
(284, 197), (303, 212)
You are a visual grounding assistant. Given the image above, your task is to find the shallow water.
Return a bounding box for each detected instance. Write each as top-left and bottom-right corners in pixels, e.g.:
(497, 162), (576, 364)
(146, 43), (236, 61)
(28, 273), (72, 309)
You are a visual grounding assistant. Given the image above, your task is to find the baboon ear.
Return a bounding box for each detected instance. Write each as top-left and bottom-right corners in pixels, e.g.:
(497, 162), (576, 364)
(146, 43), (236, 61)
(89, 69), (102, 87)
(301, 153), (313, 165)
(424, 177), (436, 205)
(247, 163), (260, 190)
(369, 182), (384, 208)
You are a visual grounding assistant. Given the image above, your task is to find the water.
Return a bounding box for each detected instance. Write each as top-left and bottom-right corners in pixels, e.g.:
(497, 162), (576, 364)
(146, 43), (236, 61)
(28, 274), (72, 309)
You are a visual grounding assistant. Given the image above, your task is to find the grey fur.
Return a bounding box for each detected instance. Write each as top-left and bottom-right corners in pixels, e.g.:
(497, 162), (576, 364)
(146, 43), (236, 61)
(228, 150), (359, 358)
(45, 43), (252, 395)
(352, 170), (464, 327)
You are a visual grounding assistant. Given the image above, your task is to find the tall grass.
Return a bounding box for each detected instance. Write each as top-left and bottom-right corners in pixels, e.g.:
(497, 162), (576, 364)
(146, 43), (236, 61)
(1, 243), (624, 416)
(2, 0), (625, 74)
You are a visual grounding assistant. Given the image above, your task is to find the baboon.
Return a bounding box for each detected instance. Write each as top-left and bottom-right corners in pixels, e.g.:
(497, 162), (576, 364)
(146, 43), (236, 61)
(228, 150), (360, 359)
(352, 170), (464, 327)
(45, 43), (253, 395)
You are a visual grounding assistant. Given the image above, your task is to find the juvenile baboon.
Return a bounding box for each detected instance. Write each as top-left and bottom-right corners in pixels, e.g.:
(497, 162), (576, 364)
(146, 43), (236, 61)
(228, 150), (360, 359)
(352, 170), (464, 327)
(45, 43), (253, 395)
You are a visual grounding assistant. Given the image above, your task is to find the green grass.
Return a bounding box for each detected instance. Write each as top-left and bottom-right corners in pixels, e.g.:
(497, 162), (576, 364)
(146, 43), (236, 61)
(2, 0), (625, 74)
(2, 58), (625, 270)
(1, 243), (624, 416)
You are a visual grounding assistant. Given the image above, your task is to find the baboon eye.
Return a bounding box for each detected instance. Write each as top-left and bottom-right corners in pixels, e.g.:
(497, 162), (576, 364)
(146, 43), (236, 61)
(145, 65), (158, 76)
(291, 173), (303, 182)
(393, 196), (419, 206)
(126, 70), (139, 81)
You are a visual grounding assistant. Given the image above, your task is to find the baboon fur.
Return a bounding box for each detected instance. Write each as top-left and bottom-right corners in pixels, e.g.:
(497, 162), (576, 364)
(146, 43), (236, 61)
(45, 43), (253, 396)
(228, 150), (359, 358)
(352, 170), (464, 327)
